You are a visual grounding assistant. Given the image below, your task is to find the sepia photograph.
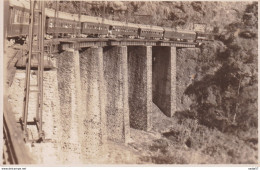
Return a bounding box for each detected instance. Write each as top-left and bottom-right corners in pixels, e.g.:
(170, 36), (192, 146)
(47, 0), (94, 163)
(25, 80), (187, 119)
(2, 0), (258, 165)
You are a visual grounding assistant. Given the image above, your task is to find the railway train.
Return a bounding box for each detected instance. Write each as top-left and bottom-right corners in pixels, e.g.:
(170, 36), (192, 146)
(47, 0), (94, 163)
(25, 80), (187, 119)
(5, 0), (214, 43)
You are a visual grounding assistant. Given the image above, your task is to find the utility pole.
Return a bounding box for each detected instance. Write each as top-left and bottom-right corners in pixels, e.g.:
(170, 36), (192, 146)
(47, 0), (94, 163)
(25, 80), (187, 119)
(54, 0), (59, 38)
(21, 0), (45, 142)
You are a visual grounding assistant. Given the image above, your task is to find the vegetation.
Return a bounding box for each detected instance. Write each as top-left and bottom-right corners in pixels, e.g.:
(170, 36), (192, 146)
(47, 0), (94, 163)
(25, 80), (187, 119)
(46, 1), (249, 30)
(45, 1), (258, 164)
(185, 2), (257, 139)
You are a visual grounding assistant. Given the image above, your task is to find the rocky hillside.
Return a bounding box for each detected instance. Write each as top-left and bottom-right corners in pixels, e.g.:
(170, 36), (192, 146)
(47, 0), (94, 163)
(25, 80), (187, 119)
(47, 1), (252, 31)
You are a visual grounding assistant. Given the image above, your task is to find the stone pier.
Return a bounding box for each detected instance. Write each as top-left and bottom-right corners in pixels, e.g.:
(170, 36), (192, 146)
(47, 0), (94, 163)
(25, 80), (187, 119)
(56, 49), (82, 163)
(128, 46), (152, 131)
(152, 46), (176, 117)
(103, 46), (130, 143)
(80, 47), (107, 158)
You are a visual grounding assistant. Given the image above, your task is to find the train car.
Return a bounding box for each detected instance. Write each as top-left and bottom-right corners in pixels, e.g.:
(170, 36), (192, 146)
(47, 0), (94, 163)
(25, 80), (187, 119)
(163, 27), (175, 40)
(81, 12), (108, 37)
(7, 0), (204, 43)
(98, 23), (110, 37)
(124, 22), (139, 39)
(150, 26), (164, 39)
(164, 28), (196, 42)
(111, 25), (125, 38)
(82, 22), (108, 37)
(47, 6), (110, 38)
(103, 19), (124, 38)
(138, 24), (164, 40)
(8, 0), (81, 39)
(104, 20), (140, 39)
(138, 24), (151, 39)
(46, 17), (80, 37)
(174, 29), (197, 42)
(84, 18), (139, 39)
(196, 32), (215, 41)
(7, 0), (39, 38)
(45, 8), (81, 38)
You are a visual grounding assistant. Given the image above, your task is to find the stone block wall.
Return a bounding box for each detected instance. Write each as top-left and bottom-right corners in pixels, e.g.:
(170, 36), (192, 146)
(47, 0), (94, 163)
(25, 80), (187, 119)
(7, 69), (61, 164)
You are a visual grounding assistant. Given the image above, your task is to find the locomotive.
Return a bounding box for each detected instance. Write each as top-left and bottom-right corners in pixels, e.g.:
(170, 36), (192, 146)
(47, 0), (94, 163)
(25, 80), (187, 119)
(6, 0), (214, 43)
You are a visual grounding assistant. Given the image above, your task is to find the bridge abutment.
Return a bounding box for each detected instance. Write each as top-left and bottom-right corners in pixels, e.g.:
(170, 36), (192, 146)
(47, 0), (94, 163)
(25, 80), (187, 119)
(103, 46), (130, 143)
(128, 46), (152, 131)
(152, 46), (176, 117)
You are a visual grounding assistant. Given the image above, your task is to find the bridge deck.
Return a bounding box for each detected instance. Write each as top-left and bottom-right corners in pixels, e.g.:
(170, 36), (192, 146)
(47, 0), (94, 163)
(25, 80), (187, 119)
(44, 38), (197, 53)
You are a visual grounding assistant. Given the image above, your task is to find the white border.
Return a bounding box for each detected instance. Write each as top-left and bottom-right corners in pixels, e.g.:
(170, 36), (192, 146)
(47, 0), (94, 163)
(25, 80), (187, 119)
(1, 0), (259, 168)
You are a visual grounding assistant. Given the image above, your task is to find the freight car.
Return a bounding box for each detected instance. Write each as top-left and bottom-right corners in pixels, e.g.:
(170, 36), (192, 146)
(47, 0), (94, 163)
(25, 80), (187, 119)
(6, 0), (214, 44)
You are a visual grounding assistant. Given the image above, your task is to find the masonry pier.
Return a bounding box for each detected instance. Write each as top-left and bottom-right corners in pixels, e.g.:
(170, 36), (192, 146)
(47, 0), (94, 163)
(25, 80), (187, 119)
(80, 47), (107, 158)
(51, 44), (178, 161)
(152, 46), (177, 117)
(128, 46), (152, 131)
(57, 49), (82, 163)
(103, 46), (130, 143)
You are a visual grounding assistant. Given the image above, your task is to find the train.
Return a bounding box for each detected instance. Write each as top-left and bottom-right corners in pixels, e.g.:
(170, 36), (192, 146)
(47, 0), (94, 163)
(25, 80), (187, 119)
(5, 0), (214, 44)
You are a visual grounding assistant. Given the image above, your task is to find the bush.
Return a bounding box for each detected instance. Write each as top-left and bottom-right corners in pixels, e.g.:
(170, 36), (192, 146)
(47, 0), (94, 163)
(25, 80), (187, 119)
(239, 31), (257, 39)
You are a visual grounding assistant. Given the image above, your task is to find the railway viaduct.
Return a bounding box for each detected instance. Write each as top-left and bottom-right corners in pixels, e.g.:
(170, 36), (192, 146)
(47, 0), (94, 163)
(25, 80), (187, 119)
(46, 38), (196, 156)
(5, 38), (198, 163)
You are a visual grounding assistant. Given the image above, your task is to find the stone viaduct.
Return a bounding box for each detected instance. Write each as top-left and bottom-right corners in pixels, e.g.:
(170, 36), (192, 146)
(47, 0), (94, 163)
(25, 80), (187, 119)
(7, 38), (197, 162)
(45, 38), (197, 157)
